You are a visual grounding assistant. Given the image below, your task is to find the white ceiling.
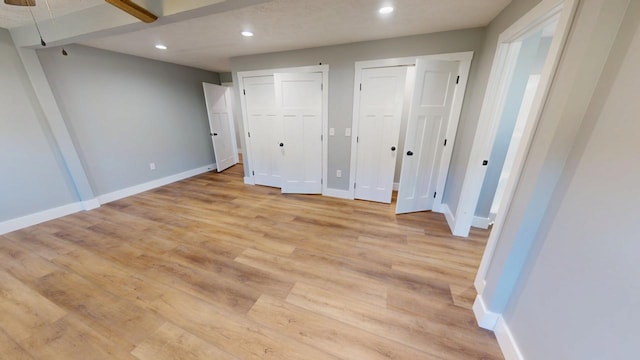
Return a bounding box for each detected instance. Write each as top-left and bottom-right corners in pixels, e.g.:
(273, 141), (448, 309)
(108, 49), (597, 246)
(78, 0), (511, 72)
(3, 0), (512, 72)
(0, 0), (102, 29)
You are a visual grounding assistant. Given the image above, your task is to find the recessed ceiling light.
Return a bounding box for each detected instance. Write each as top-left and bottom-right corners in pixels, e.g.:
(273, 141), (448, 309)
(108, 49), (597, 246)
(378, 6), (394, 14)
(241, 31), (254, 37)
(155, 44), (167, 50)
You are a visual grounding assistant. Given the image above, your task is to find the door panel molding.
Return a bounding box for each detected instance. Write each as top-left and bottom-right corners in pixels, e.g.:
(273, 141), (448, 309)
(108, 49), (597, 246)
(348, 52), (474, 204)
(237, 65), (329, 194)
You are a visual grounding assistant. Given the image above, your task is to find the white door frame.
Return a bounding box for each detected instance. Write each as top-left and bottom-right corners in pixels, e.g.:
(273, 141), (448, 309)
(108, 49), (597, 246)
(439, 0), (577, 291)
(237, 65), (329, 194)
(348, 52), (473, 210)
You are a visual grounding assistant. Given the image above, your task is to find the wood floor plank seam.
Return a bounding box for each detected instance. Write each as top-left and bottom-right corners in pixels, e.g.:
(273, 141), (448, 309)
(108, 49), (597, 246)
(0, 163), (502, 359)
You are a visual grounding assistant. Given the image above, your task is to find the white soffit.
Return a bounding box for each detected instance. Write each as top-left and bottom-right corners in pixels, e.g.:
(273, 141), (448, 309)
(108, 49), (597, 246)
(0, 0), (103, 29)
(79, 0), (512, 72)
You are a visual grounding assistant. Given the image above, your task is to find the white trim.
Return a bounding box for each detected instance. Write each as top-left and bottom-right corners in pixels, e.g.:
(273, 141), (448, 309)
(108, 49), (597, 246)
(349, 52), (474, 200)
(471, 0), (578, 290)
(472, 216), (492, 229)
(0, 202), (84, 235)
(440, 204), (456, 233)
(494, 317), (525, 360)
(472, 295), (500, 330)
(393, 182), (399, 191)
(81, 199), (101, 211)
(323, 188), (353, 200)
(236, 65), (329, 196)
(452, 0), (576, 238)
(97, 164), (215, 204)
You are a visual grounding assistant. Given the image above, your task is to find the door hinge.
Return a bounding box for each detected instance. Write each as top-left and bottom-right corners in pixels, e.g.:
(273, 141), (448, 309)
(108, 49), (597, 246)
(248, 132), (251, 138)
(321, 178), (323, 185)
(252, 170), (255, 175)
(443, 139), (447, 146)
(433, 192), (437, 198)
(243, 89), (246, 95)
(321, 83), (323, 91)
(357, 136), (359, 143)
(321, 134), (323, 141)
(456, 76), (460, 84)
(359, 83), (362, 91)
(354, 182), (356, 189)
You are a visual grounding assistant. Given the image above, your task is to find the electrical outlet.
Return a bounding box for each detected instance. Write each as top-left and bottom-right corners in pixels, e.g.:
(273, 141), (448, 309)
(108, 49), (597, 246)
(329, 127), (335, 136)
(336, 170), (342, 178)
(149, 162), (156, 171)
(345, 128), (351, 137)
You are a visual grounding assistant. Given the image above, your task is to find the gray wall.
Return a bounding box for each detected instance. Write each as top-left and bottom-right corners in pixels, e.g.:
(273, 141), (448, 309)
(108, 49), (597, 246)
(505, 3), (640, 357)
(38, 45), (220, 196)
(0, 29), (78, 221)
(230, 29), (486, 190)
(442, 0), (543, 215)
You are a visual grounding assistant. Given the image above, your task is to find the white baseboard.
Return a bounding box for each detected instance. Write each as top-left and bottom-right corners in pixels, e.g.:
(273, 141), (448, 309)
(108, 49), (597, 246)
(97, 164), (215, 204)
(442, 203), (456, 232)
(473, 295), (500, 330)
(81, 199), (101, 211)
(472, 216), (492, 229)
(494, 317), (524, 360)
(243, 176), (255, 185)
(323, 188), (353, 200)
(0, 164), (216, 235)
(0, 202), (84, 235)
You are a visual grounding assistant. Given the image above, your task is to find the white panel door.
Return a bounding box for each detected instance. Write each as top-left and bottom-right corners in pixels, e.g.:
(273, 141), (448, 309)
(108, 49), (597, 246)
(354, 67), (407, 203)
(274, 72), (323, 194)
(243, 76), (282, 188)
(396, 59), (459, 214)
(203, 83), (239, 172)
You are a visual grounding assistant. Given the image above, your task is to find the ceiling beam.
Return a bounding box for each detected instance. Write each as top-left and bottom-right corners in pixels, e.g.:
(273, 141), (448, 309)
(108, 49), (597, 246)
(9, 0), (271, 48)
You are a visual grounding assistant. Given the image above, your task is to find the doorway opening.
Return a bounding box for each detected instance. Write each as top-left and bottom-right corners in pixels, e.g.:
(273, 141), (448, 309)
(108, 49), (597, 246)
(349, 53), (473, 216)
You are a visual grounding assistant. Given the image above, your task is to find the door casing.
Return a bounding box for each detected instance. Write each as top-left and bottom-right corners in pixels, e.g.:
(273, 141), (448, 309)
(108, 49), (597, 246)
(348, 52), (474, 213)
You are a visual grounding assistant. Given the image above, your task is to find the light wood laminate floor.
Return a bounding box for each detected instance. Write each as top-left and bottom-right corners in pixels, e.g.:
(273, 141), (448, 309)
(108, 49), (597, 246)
(0, 163), (502, 359)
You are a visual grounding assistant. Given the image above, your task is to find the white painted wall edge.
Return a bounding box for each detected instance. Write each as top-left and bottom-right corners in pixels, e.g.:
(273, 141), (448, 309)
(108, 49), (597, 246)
(494, 317), (525, 360)
(0, 202), (84, 235)
(323, 188), (353, 200)
(0, 164), (216, 235)
(97, 164), (216, 204)
(473, 295), (524, 360)
(441, 204), (456, 233)
(472, 216), (492, 229)
(473, 295), (500, 330)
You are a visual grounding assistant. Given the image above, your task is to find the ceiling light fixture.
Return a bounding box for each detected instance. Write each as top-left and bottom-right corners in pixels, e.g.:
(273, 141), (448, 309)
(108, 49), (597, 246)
(155, 44), (167, 50)
(241, 31), (254, 37)
(378, 6), (394, 14)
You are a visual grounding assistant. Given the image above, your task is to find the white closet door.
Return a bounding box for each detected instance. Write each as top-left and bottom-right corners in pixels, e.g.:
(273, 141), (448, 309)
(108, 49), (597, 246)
(354, 67), (407, 203)
(203, 83), (238, 172)
(243, 76), (282, 188)
(274, 72), (323, 194)
(396, 59), (459, 214)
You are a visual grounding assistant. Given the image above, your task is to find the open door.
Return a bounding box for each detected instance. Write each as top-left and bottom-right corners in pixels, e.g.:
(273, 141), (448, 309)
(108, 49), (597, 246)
(396, 59), (459, 214)
(203, 83), (239, 172)
(274, 72), (323, 194)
